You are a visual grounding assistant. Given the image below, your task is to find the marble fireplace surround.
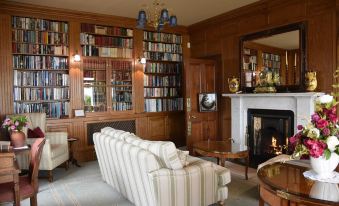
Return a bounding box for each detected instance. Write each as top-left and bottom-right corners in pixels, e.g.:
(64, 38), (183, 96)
(222, 92), (324, 151)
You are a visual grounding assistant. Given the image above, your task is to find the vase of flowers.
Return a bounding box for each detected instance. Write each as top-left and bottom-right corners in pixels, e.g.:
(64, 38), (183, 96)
(289, 94), (339, 179)
(2, 116), (28, 148)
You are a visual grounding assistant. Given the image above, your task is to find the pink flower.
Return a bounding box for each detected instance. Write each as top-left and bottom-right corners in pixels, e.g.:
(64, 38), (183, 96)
(322, 127), (330, 136)
(311, 113), (320, 122)
(297, 125), (304, 130)
(10, 125), (16, 130)
(289, 132), (301, 146)
(328, 113), (338, 123)
(316, 119), (328, 129)
(14, 121), (19, 126)
(305, 139), (327, 158)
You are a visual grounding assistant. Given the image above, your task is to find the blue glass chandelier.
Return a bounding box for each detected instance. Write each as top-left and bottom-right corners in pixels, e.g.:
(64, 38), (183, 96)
(137, 0), (177, 31)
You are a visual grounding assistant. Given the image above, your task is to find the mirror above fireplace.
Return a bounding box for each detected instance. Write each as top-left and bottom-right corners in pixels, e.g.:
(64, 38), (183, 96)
(240, 22), (306, 93)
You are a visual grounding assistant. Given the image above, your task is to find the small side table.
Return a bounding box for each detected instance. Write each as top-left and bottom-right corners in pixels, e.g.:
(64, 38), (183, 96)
(193, 140), (249, 180)
(67, 137), (81, 167)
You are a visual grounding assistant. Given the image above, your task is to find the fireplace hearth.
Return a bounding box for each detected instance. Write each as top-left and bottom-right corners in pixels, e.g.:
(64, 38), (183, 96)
(247, 109), (294, 168)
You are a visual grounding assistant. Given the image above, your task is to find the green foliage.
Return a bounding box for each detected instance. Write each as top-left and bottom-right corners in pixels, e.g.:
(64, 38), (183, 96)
(324, 149), (331, 160)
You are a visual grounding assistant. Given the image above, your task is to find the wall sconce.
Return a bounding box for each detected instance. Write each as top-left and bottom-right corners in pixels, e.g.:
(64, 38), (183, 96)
(139, 57), (146, 64)
(73, 50), (81, 62)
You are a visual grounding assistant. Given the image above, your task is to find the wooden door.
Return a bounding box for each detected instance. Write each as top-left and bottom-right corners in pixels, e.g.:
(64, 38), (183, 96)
(185, 59), (217, 152)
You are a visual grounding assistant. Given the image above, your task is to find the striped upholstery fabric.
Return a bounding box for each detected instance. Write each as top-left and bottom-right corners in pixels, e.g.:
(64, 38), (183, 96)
(125, 136), (183, 170)
(93, 127), (231, 206)
(101, 127), (138, 141)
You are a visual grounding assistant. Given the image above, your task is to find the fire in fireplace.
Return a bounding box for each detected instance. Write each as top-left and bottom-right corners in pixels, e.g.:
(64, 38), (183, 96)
(247, 109), (294, 168)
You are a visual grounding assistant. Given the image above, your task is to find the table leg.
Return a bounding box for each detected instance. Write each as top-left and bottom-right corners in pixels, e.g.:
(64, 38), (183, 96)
(220, 158), (225, 167)
(245, 156), (249, 180)
(14, 174), (20, 206)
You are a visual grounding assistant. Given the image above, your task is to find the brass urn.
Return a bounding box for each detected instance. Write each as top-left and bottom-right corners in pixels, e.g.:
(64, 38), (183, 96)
(305, 71), (317, 92)
(228, 77), (240, 93)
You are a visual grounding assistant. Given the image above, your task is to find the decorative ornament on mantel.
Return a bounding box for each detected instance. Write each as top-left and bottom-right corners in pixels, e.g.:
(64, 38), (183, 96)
(136, 0), (177, 31)
(289, 94), (339, 180)
(305, 71), (317, 92)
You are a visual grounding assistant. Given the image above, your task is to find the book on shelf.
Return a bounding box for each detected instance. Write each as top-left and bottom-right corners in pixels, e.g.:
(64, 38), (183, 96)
(80, 33), (133, 48)
(13, 70), (69, 86)
(12, 30), (68, 45)
(14, 87), (69, 101)
(12, 43), (68, 55)
(82, 45), (132, 58)
(143, 75), (180, 87)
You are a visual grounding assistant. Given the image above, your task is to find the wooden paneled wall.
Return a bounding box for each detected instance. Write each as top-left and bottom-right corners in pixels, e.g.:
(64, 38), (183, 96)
(188, 0), (337, 141)
(0, 1), (189, 161)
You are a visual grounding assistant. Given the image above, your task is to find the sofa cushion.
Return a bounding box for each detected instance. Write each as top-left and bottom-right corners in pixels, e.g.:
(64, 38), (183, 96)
(177, 149), (189, 167)
(50, 144), (67, 158)
(101, 127), (137, 141)
(126, 138), (183, 170)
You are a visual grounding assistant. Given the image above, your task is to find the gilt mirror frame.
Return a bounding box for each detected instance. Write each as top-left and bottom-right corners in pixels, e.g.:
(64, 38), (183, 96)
(239, 22), (307, 93)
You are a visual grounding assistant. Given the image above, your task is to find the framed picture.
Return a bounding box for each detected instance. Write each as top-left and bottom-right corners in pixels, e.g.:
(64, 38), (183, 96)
(74, 109), (85, 117)
(198, 93), (217, 112)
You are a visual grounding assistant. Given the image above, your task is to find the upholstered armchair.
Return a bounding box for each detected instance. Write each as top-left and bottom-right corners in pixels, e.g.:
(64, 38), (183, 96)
(14, 113), (69, 182)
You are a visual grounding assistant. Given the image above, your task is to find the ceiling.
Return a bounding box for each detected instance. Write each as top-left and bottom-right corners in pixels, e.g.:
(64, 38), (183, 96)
(252, 31), (300, 50)
(6, 0), (259, 26)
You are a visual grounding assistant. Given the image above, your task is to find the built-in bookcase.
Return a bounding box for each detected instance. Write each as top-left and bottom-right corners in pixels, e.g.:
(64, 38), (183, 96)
(12, 16), (70, 119)
(81, 23), (133, 112)
(143, 31), (183, 112)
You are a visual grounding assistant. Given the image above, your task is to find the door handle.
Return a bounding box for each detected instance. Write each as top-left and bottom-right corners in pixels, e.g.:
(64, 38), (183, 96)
(189, 115), (197, 119)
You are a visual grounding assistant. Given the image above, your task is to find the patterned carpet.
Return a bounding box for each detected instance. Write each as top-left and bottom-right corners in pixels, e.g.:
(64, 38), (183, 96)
(0, 161), (259, 206)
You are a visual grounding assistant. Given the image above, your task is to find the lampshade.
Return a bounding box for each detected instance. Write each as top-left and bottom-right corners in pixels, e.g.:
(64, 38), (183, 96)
(160, 9), (169, 21)
(169, 15), (177, 27)
(138, 10), (147, 21)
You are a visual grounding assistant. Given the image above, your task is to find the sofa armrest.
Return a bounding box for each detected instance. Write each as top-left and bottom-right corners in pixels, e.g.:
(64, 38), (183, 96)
(148, 159), (230, 206)
(45, 132), (68, 145)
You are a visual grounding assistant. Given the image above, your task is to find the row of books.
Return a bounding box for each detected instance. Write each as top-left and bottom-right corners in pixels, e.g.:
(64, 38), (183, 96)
(14, 70), (69, 86)
(12, 30), (68, 45)
(111, 85), (132, 91)
(143, 31), (182, 44)
(144, 88), (180, 97)
(81, 23), (133, 37)
(84, 70), (106, 82)
(262, 53), (280, 61)
(112, 102), (132, 111)
(112, 90), (132, 102)
(13, 43), (68, 55)
(14, 87), (69, 101)
(144, 75), (180, 87)
(80, 33), (133, 48)
(12, 16), (69, 33)
(83, 59), (107, 69)
(82, 45), (132, 58)
(112, 70), (131, 82)
(144, 62), (181, 74)
(111, 61), (132, 70)
(111, 81), (131, 86)
(143, 42), (182, 54)
(14, 102), (69, 119)
(13, 55), (68, 70)
(144, 98), (183, 112)
(144, 52), (182, 62)
(84, 104), (107, 113)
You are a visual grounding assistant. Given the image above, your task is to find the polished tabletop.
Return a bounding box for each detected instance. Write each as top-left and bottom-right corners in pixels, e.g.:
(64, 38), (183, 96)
(193, 141), (248, 154)
(257, 162), (339, 205)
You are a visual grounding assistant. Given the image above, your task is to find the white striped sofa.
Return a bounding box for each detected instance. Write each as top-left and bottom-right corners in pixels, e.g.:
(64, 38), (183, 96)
(93, 127), (231, 206)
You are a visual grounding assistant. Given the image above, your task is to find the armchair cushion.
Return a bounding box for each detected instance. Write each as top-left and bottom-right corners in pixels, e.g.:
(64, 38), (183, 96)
(27, 127), (44, 138)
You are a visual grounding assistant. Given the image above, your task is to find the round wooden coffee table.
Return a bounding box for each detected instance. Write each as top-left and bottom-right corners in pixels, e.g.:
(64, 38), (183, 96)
(193, 140), (249, 180)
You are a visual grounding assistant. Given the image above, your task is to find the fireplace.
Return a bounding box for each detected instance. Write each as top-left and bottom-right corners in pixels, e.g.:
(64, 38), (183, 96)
(247, 109), (294, 167)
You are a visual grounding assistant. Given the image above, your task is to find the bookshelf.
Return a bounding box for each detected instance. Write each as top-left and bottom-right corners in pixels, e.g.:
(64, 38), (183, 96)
(143, 31), (183, 112)
(12, 16), (70, 119)
(81, 23), (133, 112)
